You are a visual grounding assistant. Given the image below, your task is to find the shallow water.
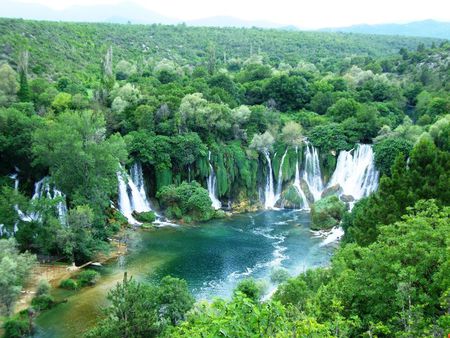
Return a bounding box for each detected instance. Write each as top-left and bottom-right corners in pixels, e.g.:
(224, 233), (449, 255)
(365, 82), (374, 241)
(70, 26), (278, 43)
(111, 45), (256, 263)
(35, 210), (336, 337)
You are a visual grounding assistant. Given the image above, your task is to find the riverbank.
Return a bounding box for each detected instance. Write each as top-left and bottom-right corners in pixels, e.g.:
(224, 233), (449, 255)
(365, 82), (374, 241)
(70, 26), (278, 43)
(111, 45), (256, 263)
(13, 229), (129, 315)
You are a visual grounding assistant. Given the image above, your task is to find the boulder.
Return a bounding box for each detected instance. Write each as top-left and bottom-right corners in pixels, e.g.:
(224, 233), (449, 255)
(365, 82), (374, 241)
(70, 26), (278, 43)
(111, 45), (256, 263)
(340, 194), (355, 203)
(321, 184), (343, 199)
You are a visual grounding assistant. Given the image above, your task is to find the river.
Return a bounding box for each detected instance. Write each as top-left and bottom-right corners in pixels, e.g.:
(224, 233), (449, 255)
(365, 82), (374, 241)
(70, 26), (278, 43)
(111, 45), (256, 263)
(35, 210), (338, 337)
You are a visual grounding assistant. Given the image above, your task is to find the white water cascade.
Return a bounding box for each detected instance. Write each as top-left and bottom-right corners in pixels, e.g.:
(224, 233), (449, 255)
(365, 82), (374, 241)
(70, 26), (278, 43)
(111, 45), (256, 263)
(117, 163), (175, 226)
(275, 148), (288, 202)
(207, 151), (222, 210)
(328, 144), (379, 201)
(303, 142), (324, 201)
(263, 150), (277, 209)
(117, 163), (152, 225)
(293, 147), (309, 210)
(23, 177), (68, 225)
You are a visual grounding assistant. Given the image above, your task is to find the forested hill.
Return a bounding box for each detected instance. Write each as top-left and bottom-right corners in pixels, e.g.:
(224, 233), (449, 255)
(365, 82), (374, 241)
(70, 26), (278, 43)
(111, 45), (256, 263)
(0, 18), (442, 80)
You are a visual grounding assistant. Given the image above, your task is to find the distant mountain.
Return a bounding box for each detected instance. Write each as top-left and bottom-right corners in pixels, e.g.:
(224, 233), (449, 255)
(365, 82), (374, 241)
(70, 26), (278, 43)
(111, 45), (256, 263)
(322, 20), (450, 40)
(0, 0), (177, 24)
(186, 16), (283, 29)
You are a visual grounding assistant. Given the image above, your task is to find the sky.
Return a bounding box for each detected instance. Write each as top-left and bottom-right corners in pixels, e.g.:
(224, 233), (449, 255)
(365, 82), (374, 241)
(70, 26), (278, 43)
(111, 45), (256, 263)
(7, 0), (450, 28)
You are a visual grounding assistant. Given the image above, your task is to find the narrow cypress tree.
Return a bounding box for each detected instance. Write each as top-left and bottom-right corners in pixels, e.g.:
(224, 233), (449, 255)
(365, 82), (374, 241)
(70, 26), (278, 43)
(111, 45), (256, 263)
(17, 69), (30, 102)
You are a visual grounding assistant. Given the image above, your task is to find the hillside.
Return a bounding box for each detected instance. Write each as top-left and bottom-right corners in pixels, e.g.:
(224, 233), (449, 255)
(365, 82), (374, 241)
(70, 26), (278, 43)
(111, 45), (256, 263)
(323, 19), (450, 40)
(0, 18), (442, 81)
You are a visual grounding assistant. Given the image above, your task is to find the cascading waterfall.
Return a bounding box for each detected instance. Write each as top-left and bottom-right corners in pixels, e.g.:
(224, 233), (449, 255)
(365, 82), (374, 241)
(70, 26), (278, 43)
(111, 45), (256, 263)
(129, 162), (152, 213)
(303, 142), (324, 201)
(328, 144), (379, 201)
(118, 163), (175, 226)
(263, 150), (277, 209)
(275, 149), (288, 201)
(13, 177), (68, 225)
(207, 151), (222, 210)
(293, 147), (309, 210)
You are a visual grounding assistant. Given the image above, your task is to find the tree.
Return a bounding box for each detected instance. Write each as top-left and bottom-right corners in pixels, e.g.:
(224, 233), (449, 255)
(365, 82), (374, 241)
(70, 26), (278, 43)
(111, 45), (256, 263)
(17, 50), (30, 102)
(373, 137), (413, 176)
(249, 130), (275, 153)
(0, 238), (36, 316)
(115, 60), (137, 80)
(281, 121), (303, 147)
(86, 274), (194, 337)
(327, 98), (360, 122)
(0, 64), (19, 106)
(51, 92), (72, 112)
(32, 110), (127, 219)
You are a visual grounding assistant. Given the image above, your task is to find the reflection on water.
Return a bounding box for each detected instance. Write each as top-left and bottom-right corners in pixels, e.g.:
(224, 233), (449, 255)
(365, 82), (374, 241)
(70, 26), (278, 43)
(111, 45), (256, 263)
(36, 210), (336, 337)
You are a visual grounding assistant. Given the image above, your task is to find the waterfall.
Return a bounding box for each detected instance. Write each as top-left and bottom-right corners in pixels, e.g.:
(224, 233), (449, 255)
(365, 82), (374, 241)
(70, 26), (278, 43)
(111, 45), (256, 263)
(117, 163), (152, 224)
(31, 177), (68, 225)
(293, 147), (309, 210)
(275, 148), (288, 201)
(12, 177), (68, 225)
(207, 151), (222, 210)
(117, 171), (137, 224)
(118, 163), (176, 226)
(303, 142), (323, 201)
(263, 150), (277, 209)
(328, 144), (379, 201)
(129, 162), (152, 213)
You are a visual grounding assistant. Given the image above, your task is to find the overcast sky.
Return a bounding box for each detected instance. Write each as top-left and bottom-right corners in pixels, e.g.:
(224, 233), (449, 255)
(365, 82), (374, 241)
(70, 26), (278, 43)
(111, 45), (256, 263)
(9, 0), (450, 28)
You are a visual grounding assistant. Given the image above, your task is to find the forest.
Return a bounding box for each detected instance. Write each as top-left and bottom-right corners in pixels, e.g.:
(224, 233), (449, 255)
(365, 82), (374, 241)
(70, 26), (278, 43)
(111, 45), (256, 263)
(0, 17), (449, 337)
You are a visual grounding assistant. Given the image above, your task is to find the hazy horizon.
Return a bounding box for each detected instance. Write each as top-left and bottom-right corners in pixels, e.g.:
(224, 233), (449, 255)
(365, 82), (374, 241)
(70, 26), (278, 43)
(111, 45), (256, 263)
(2, 0), (450, 29)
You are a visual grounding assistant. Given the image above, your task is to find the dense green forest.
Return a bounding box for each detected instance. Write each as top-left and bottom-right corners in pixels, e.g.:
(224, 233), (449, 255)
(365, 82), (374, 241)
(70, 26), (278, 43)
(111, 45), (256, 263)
(0, 18), (449, 337)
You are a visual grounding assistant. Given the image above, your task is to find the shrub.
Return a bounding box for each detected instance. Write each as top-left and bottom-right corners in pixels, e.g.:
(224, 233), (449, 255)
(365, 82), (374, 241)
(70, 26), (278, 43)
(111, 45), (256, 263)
(3, 317), (29, 338)
(36, 279), (51, 296)
(60, 278), (78, 290)
(31, 294), (54, 311)
(134, 211), (156, 223)
(311, 195), (346, 230)
(77, 270), (100, 287)
(270, 267), (290, 284)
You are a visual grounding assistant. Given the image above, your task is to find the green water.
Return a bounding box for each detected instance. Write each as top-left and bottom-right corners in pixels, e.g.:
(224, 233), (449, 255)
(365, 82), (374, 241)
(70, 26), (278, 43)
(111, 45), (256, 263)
(36, 210), (336, 337)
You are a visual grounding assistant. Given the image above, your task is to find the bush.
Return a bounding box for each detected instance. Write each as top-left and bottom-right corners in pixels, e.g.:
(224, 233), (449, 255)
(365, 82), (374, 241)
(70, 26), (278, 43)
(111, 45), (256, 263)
(311, 195), (346, 230)
(77, 270), (100, 287)
(36, 279), (51, 296)
(31, 294), (54, 311)
(270, 267), (290, 284)
(233, 278), (266, 302)
(60, 278), (78, 290)
(134, 211), (156, 223)
(3, 317), (29, 338)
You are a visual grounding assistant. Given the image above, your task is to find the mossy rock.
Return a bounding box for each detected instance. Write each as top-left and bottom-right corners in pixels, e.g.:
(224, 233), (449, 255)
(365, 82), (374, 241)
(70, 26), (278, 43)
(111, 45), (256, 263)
(300, 179), (314, 204)
(321, 184), (343, 199)
(133, 211), (156, 223)
(141, 223), (154, 230)
(311, 195), (347, 230)
(278, 185), (307, 209)
(214, 209), (227, 219)
(340, 194), (355, 203)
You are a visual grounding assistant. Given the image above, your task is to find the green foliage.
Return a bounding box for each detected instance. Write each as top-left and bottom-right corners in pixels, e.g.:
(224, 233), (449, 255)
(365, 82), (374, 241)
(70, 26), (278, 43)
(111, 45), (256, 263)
(157, 181), (214, 222)
(35, 279), (51, 297)
(31, 294), (54, 311)
(134, 211), (156, 223)
(311, 195), (346, 230)
(77, 269), (100, 287)
(344, 136), (450, 245)
(233, 278), (264, 302)
(2, 315), (30, 338)
(373, 137), (413, 176)
(0, 238), (36, 316)
(86, 274), (194, 337)
(270, 267), (291, 284)
(60, 278), (78, 290)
